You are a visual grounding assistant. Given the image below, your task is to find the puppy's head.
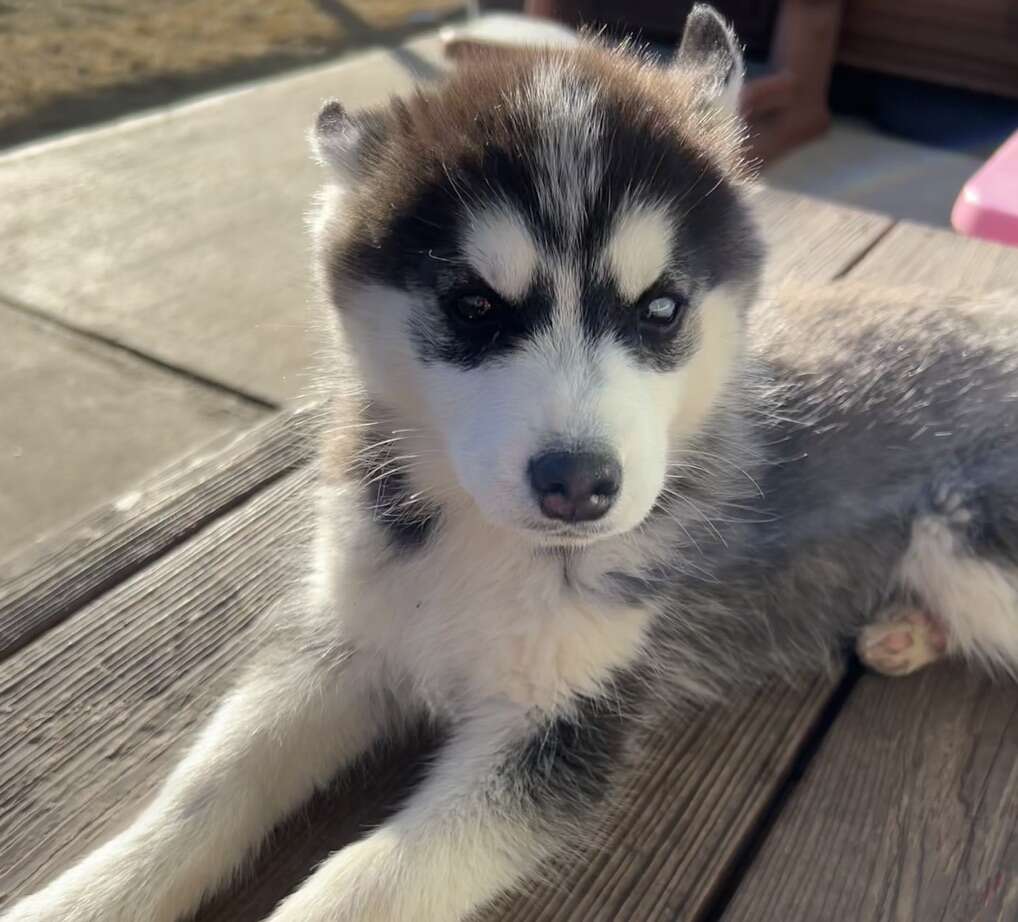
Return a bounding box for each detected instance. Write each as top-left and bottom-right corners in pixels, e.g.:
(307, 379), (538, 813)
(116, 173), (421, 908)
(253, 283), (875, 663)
(313, 5), (762, 546)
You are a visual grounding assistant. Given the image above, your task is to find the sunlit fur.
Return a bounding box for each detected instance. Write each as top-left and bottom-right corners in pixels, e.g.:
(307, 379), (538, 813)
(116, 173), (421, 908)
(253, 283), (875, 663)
(6, 8), (1018, 922)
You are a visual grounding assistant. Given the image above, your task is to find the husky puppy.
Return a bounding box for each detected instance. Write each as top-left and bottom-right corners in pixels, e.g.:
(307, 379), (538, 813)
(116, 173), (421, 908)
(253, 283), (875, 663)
(5, 6), (1018, 921)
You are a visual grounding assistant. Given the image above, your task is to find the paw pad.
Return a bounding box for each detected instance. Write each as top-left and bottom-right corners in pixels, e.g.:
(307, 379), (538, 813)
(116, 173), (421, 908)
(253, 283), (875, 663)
(857, 608), (948, 676)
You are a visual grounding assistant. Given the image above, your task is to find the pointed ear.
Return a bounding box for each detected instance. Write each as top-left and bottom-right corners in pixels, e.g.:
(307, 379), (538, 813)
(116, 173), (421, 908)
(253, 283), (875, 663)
(309, 99), (383, 183)
(673, 4), (744, 114)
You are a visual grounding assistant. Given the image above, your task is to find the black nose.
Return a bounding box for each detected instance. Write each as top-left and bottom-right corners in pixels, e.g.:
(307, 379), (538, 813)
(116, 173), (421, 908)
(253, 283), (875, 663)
(528, 450), (622, 522)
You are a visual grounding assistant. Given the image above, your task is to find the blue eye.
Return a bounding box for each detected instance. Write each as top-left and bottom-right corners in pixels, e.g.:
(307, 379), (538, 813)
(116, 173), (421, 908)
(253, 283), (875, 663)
(638, 292), (687, 330)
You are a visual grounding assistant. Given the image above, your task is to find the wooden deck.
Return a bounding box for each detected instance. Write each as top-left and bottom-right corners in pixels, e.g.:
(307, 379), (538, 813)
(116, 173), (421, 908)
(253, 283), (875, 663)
(3, 25), (1018, 922)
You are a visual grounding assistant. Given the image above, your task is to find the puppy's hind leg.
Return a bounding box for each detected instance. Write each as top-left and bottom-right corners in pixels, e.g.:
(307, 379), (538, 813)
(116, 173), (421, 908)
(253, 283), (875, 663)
(890, 483), (1018, 677)
(1, 605), (390, 922)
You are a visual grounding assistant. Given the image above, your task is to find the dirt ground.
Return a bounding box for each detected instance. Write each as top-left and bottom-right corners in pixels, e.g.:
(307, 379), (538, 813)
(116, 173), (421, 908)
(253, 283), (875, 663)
(0, 0), (464, 149)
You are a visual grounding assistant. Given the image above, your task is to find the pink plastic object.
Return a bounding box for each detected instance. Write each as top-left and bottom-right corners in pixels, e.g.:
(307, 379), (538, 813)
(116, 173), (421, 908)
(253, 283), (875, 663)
(952, 130), (1018, 249)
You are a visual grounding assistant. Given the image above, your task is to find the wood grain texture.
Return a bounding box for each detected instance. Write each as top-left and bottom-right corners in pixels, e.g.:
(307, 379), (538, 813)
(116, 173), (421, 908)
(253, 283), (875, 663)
(0, 457), (425, 918)
(0, 35), (447, 403)
(849, 221), (1018, 291)
(0, 469), (313, 909)
(752, 188), (893, 289)
(721, 666), (1018, 922)
(0, 403), (318, 661)
(839, 0), (1018, 99)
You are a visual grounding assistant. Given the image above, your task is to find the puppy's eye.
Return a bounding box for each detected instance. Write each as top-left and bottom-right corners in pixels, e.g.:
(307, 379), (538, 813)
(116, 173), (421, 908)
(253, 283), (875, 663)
(451, 292), (500, 326)
(645, 296), (677, 322)
(638, 292), (687, 332)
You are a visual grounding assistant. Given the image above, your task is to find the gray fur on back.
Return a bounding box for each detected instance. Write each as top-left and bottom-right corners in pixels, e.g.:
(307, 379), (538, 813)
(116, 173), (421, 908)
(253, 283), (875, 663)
(622, 282), (1018, 700)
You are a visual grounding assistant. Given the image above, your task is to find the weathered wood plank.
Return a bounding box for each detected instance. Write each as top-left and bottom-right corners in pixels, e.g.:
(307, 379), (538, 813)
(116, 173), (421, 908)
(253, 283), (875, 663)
(720, 666), (1018, 922)
(0, 470), (313, 908)
(849, 220), (1018, 290)
(752, 188), (893, 288)
(0, 36), (448, 404)
(0, 402), (317, 661)
(0, 303), (265, 562)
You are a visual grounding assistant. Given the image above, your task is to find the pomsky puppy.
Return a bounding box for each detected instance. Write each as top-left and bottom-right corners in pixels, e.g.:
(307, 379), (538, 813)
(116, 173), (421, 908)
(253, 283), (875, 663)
(6, 6), (1018, 922)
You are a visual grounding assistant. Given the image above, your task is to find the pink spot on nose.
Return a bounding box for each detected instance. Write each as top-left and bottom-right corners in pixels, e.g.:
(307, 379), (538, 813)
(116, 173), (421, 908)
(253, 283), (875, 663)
(541, 493), (574, 520)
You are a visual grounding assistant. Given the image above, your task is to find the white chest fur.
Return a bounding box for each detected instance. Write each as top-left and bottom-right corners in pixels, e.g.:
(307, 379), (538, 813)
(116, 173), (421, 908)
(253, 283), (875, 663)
(316, 501), (651, 715)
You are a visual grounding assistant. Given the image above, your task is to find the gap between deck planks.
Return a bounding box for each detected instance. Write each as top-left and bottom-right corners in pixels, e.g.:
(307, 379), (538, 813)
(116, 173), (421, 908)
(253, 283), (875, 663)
(720, 666), (1018, 922)
(0, 403), (318, 662)
(0, 470), (314, 907)
(0, 194), (890, 919)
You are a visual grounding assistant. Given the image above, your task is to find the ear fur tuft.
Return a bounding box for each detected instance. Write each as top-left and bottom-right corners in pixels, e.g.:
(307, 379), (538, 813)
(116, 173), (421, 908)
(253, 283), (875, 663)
(674, 4), (745, 113)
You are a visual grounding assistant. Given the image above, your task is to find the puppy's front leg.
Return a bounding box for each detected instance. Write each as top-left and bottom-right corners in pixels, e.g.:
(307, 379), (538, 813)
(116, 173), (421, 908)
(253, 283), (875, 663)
(2, 625), (388, 922)
(268, 694), (637, 922)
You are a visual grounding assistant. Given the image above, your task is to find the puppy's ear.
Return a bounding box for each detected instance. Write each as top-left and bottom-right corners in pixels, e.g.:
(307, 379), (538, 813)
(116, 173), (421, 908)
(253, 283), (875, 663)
(673, 4), (744, 114)
(309, 99), (385, 183)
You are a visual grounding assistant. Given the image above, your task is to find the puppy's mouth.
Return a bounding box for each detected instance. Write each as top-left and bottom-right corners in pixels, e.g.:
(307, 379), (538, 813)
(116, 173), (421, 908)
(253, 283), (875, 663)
(524, 520), (613, 547)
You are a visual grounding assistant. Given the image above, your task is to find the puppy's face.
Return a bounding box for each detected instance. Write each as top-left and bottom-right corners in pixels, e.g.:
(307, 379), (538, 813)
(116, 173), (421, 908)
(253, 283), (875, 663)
(314, 8), (762, 545)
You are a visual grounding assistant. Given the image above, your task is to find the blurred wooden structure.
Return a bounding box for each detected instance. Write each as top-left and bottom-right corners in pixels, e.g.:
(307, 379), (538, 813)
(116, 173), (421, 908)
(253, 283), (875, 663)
(840, 0), (1018, 100)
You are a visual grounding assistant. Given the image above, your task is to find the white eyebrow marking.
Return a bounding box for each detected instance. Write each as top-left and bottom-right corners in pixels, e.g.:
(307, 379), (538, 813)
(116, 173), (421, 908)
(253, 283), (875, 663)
(461, 207), (540, 301)
(603, 205), (673, 301)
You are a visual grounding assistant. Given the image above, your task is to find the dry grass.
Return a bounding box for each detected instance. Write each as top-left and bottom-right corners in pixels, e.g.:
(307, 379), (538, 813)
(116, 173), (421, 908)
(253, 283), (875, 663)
(0, 0), (463, 148)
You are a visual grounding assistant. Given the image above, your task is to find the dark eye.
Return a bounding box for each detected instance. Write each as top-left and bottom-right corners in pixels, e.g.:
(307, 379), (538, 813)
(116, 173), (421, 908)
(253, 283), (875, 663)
(637, 292), (687, 332)
(450, 292), (501, 326)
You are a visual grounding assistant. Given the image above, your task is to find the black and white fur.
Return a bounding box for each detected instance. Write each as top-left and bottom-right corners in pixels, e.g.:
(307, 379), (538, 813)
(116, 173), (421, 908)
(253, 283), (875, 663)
(6, 7), (1018, 921)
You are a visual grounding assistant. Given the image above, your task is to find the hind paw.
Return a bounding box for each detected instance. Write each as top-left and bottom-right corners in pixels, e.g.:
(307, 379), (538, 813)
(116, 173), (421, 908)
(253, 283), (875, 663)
(857, 608), (948, 676)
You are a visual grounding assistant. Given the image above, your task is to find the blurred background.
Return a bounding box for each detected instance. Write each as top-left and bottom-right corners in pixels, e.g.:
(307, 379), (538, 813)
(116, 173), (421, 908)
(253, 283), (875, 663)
(1, 1), (461, 148)
(2, 0), (1016, 224)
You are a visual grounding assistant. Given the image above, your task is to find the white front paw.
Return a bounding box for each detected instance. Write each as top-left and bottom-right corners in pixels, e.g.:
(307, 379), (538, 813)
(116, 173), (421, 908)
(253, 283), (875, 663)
(266, 836), (463, 922)
(1, 890), (85, 922)
(1, 858), (146, 922)
(267, 839), (397, 922)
